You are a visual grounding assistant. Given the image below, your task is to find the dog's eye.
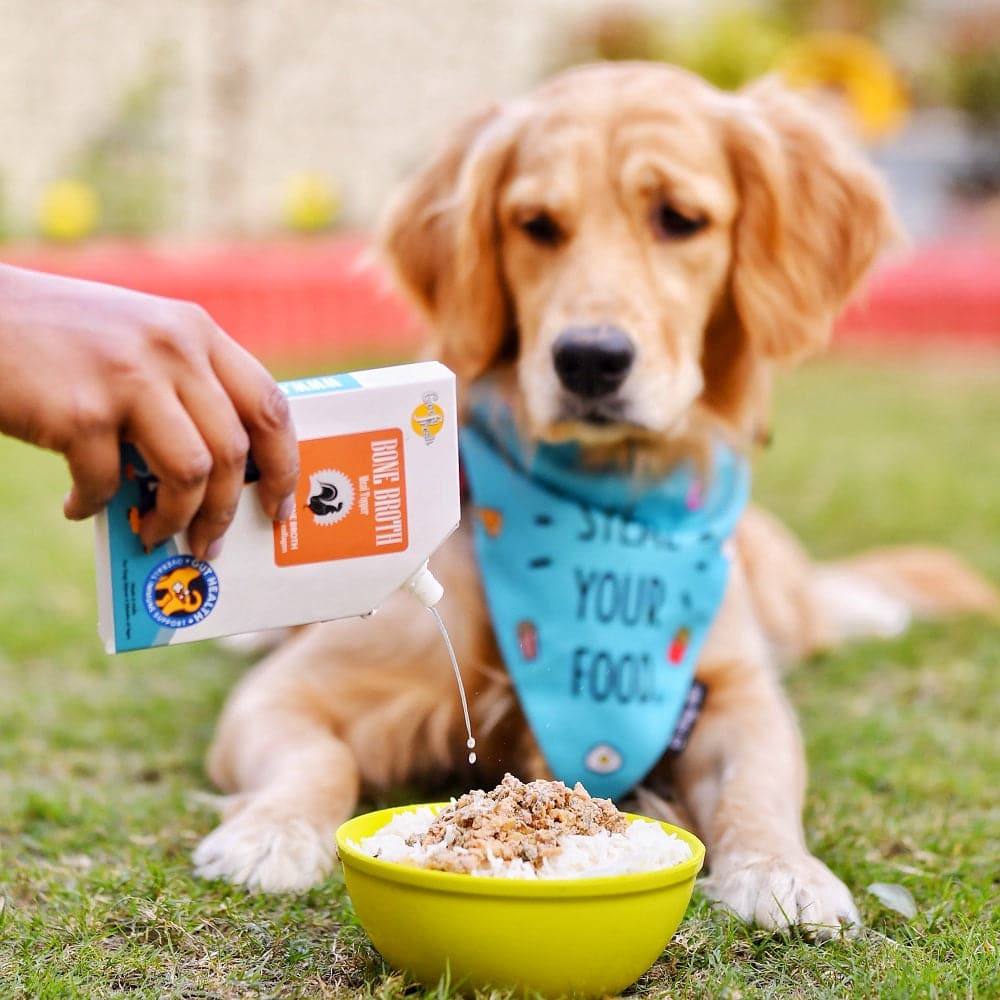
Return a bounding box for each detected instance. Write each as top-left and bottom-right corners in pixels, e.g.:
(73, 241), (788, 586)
(651, 202), (707, 240)
(518, 212), (563, 247)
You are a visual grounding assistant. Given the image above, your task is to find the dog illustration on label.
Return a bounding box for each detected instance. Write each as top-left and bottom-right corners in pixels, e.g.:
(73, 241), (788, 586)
(155, 565), (205, 616)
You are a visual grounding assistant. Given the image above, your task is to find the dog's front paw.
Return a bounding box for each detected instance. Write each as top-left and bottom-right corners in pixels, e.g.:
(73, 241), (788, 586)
(700, 852), (860, 941)
(193, 806), (335, 893)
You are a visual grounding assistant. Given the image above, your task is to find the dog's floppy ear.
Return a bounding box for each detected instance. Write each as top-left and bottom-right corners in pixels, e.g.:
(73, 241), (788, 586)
(724, 79), (899, 361)
(378, 104), (520, 379)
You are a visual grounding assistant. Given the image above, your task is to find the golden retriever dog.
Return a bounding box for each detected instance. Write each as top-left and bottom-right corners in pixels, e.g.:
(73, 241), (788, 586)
(194, 62), (998, 937)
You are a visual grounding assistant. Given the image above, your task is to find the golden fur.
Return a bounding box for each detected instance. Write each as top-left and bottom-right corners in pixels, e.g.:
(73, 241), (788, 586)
(194, 63), (998, 937)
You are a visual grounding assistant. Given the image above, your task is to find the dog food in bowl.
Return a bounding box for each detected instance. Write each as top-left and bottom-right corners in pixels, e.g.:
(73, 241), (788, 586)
(336, 775), (706, 998)
(354, 772), (693, 878)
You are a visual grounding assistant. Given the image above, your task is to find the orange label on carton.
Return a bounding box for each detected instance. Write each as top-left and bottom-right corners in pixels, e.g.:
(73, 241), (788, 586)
(274, 429), (408, 566)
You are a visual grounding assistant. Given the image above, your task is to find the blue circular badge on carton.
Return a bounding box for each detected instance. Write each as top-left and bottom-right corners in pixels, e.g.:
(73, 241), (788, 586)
(143, 555), (219, 629)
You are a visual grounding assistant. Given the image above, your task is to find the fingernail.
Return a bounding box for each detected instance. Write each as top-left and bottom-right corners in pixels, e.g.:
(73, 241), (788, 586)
(204, 536), (225, 562)
(275, 495), (295, 523)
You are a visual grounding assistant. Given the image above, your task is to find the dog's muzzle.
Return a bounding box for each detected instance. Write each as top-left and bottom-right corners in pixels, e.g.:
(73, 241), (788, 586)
(552, 325), (635, 399)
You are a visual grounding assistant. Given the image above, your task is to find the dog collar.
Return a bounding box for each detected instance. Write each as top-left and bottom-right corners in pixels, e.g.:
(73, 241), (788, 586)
(460, 387), (750, 800)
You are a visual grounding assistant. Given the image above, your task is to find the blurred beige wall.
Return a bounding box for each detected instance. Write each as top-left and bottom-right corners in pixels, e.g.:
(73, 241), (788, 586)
(0, 0), (692, 238)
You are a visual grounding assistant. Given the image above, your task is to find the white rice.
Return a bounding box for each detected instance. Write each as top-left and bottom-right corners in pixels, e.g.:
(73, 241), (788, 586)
(352, 806), (693, 879)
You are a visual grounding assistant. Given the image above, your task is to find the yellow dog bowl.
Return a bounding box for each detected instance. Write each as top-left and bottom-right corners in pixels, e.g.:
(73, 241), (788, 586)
(336, 804), (705, 998)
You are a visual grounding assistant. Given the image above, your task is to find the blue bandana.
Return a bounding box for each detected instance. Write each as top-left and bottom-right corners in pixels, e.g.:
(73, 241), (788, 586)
(460, 390), (750, 800)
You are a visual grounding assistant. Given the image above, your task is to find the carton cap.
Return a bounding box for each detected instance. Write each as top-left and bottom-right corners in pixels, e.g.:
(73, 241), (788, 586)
(403, 562), (445, 608)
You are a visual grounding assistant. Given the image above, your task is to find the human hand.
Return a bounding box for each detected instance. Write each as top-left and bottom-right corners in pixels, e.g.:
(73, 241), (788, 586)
(0, 264), (299, 558)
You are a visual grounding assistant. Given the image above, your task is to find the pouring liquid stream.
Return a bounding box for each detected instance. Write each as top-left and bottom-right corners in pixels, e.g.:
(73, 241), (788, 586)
(428, 605), (477, 765)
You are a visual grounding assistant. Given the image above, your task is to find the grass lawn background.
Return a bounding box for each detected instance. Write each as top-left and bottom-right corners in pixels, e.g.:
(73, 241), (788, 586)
(0, 348), (998, 999)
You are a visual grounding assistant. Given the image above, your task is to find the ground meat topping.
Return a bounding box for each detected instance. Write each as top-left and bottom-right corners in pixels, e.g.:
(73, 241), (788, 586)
(410, 773), (629, 874)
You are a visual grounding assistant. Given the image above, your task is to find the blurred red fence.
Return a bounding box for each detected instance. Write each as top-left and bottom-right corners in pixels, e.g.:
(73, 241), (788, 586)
(3, 236), (425, 363)
(4, 236), (998, 362)
(838, 240), (1000, 343)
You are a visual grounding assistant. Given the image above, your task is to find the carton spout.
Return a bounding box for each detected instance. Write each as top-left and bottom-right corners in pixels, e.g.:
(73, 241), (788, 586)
(403, 562), (445, 608)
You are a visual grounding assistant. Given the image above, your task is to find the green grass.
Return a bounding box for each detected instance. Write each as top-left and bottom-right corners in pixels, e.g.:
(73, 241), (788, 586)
(1, 349), (999, 999)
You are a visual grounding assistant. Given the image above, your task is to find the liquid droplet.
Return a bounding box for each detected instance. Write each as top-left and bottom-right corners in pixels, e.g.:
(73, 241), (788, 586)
(428, 606), (476, 765)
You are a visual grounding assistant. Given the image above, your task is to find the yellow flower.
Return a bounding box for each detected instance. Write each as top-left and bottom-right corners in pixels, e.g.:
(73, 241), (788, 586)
(778, 32), (909, 140)
(38, 179), (101, 242)
(282, 172), (341, 233)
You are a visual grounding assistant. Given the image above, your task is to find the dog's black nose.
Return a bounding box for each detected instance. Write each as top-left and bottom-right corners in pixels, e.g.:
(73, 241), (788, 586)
(552, 325), (635, 398)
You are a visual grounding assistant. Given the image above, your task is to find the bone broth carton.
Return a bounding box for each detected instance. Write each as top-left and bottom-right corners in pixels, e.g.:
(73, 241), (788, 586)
(94, 362), (460, 653)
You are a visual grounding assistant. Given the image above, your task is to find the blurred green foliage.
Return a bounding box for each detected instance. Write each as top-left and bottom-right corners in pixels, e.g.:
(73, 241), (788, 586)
(71, 46), (177, 238)
(946, 36), (1000, 131)
(775, 0), (910, 35)
(558, 5), (793, 90)
(557, 0), (999, 134)
(0, 174), (8, 242)
(556, 1), (916, 92)
(672, 10), (793, 91)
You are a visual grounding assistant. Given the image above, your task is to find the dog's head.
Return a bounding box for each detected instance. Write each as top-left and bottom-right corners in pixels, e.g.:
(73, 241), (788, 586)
(380, 62), (897, 460)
